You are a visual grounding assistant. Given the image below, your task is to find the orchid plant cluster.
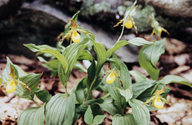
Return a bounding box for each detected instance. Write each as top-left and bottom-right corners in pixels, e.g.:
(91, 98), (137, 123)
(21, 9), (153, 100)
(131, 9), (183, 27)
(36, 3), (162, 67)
(1, 1), (192, 125)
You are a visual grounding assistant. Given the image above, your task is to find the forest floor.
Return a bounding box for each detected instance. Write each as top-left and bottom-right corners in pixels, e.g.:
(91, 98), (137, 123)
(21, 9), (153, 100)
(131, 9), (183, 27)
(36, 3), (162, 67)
(0, 35), (192, 125)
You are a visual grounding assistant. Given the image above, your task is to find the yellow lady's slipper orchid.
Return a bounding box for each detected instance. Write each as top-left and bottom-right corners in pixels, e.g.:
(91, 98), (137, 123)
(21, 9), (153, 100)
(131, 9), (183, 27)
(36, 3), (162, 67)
(153, 97), (164, 109)
(114, 6), (138, 34)
(57, 19), (94, 43)
(149, 14), (169, 38)
(140, 86), (169, 109)
(3, 67), (32, 94)
(72, 31), (81, 43)
(106, 72), (116, 84)
(6, 80), (16, 93)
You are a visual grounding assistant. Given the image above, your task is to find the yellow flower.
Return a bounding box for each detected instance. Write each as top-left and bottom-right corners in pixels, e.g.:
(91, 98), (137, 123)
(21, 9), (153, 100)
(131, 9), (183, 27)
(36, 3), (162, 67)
(114, 6), (138, 34)
(6, 80), (16, 93)
(140, 86), (169, 109)
(149, 14), (169, 38)
(106, 72), (116, 84)
(3, 67), (32, 94)
(72, 31), (81, 43)
(152, 97), (164, 109)
(57, 19), (94, 43)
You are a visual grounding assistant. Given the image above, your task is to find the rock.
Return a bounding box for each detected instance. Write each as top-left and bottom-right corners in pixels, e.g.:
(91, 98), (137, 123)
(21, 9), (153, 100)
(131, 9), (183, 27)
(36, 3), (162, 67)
(0, 8), (65, 58)
(0, 0), (23, 20)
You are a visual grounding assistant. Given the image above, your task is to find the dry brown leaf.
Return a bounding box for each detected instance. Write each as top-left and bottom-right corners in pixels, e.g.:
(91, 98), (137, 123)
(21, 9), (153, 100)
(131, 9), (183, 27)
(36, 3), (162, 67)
(165, 38), (186, 55)
(174, 54), (190, 66)
(170, 65), (190, 75)
(180, 70), (192, 83)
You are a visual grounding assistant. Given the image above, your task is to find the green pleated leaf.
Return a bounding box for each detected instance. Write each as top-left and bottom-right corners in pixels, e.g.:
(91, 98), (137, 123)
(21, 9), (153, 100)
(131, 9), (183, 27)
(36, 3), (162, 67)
(35, 89), (52, 103)
(107, 77), (126, 108)
(74, 61), (87, 72)
(38, 48), (68, 73)
(116, 87), (133, 102)
(46, 59), (60, 69)
(24, 44), (55, 52)
(75, 77), (87, 104)
(84, 106), (93, 124)
(128, 38), (153, 46)
(112, 54), (132, 89)
(76, 98), (103, 114)
(93, 115), (106, 125)
(158, 75), (192, 88)
(99, 97), (123, 116)
(78, 50), (93, 61)
(45, 93), (76, 125)
(92, 42), (107, 73)
(130, 70), (146, 83)
(128, 99), (150, 125)
(18, 104), (45, 125)
(58, 38), (90, 87)
(138, 39), (165, 80)
(112, 114), (137, 125)
(132, 78), (156, 99)
(14, 73), (42, 99)
(107, 38), (152, 56)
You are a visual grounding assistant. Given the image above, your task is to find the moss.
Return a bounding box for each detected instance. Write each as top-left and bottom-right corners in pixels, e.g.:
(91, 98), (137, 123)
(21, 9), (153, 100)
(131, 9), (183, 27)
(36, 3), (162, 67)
(133, 5), (155, 32)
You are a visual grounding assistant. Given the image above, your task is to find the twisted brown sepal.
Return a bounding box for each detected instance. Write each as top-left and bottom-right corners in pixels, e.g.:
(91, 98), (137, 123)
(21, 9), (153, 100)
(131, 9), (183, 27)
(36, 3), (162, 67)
(9, 67), (17, 79)
(68, 19), (78, 29)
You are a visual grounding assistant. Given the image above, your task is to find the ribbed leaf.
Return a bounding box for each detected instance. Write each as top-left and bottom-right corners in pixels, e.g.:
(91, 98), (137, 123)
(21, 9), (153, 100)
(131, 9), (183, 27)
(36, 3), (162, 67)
(58, 38), (89, 87)
(93, 115), (106, 125)
(74, 61), (87, 72)
(107, 38), (152, 56)
(75, 77), (87, 104)
(38, 48), (68, 73)
(158, 75), (192, 88)
(92, 42), (107, 73)
(129, 99), (150, 125)
(24, 44), (55, 52)
(35, 89), (52, 103)
(14, 73), (42, 99)
(112, 114), (136, 125)
(78, 50), (93, 61)
(18, 104), (45, 125)
(45, 93), (76, 125)
(76, 98), (103, 114)
(116, 87), (133, 102)
(138, 39), (165, 80)
(130, 70), (146, 83)
(84, 106), (93, 124)
(99, 97), (123, 116)
(128, 38), (153, 46)
(132, 78), (156, 99)
(107, 77), (126, 108)
(112, 55), (131, 89)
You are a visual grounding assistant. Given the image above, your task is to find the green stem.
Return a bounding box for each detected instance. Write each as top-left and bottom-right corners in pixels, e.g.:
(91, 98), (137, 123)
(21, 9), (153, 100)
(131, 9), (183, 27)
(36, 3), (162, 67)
(65, 86), (70, 95)
(85, 77), (97, 101)
(32, 100), (41, 107)
(116, 25), (125, 43)
(101, 93), (110, 100)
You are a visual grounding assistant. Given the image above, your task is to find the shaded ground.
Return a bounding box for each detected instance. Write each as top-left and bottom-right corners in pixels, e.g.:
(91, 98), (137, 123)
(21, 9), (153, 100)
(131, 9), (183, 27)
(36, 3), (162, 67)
(0, 36), (192, 125)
